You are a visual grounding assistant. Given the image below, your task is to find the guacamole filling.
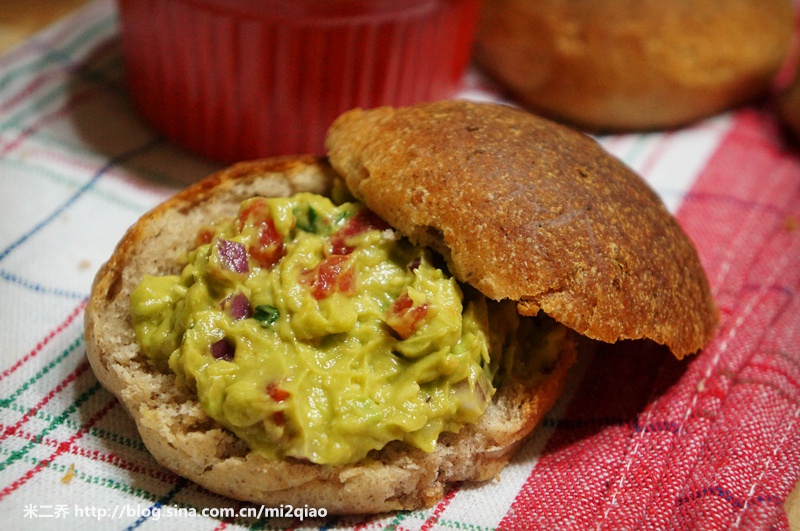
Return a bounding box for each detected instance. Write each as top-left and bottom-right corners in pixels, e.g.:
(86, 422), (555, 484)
(131, 192), (565, 465)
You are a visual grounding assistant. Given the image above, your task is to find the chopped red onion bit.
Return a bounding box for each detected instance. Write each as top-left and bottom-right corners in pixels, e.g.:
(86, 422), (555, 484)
(224, 292), (252, 320)
(211, 338), (235, 361)
(217, 238), (249, 273)
(407, 257), (421, 272)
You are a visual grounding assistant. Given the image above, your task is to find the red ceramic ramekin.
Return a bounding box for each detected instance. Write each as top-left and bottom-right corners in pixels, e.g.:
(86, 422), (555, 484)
(117, 0), (481, 163)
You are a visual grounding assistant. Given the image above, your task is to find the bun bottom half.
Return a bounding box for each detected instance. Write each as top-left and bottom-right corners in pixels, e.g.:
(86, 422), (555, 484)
(84, 156), (577, 514)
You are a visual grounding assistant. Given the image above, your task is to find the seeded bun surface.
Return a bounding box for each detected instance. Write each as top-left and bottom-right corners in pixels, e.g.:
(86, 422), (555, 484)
(326, 101), (717, 358)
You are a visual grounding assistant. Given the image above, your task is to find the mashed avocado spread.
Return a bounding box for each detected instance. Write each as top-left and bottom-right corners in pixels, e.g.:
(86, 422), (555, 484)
(130, 192), (564, 465)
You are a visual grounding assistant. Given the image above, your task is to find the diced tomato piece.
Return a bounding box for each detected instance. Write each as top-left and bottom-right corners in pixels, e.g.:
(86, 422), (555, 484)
(390, 291), (414, 314)
(267, 383), (290, 402)
(249, 216), (285, 268)
(196, 227), (215, 246)
(236, 198), (285, 268)
(272, 411), (285, 426)
(337, 267), (356, 295)
(301, 255), (357, 300)
(386, 291), (429, 339)
(330, 209), (389, 255)
(236, 198), (269, 233)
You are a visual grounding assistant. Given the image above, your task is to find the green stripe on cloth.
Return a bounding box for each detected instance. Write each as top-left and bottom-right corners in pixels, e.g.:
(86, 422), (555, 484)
(0, 335), (84, 408)
(0, 379), (101, 473)
(1, 157), (149, 213)
(0, 448), (168, 501)
(0, 15), (115, 94)
(2, 399), (150, 453)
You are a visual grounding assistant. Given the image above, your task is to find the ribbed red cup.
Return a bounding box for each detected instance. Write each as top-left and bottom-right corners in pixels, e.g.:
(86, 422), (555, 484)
(117, 0), (480, 163)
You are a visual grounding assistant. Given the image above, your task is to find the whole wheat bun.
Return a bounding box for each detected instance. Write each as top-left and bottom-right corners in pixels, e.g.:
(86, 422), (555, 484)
(85, 101), (717, 514)
(473, 0), (794, 131)
(326, 100), (717, 358)
(85, 156), (577, 514)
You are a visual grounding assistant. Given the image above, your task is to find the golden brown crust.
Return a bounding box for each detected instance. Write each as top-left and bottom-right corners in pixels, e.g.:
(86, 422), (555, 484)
(84, 156), (577, 514)
(326, 101), (718, 358)
(473, 0), (794, 132)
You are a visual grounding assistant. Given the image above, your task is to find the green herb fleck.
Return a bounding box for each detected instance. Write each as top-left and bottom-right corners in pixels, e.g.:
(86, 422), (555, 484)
(254, 305), (280, 327)
(293, 205), (321, 233)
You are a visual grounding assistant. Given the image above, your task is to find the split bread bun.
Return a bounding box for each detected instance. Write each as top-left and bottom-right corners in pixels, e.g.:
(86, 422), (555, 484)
(85, 101), (717, 514)
(85, 156), (577, 513)
(474, 0), (794, 131)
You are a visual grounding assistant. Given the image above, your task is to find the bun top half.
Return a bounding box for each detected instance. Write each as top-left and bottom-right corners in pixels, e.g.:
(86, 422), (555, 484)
(326, 100), (717, 358)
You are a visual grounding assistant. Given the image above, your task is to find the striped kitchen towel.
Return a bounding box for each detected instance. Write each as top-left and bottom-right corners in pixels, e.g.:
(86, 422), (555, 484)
(1, 1), (799, 529)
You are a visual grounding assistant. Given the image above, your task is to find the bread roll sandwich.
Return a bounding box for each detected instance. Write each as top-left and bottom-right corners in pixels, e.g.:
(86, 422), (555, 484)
(474, 0), (794, 131)
(84, 101), (717, 514)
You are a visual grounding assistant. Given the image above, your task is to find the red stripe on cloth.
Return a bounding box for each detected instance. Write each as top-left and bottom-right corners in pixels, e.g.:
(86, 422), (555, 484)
(0, 396), (117, 500)
(0, 300), (86, 383)
(0, 71), (60, 114)
(499, 108), (800, 530)
(0, 360), (90, 443)
(420, 485), (459, 531)
(0, 84), (97, 157)
(5, 426), (176, 484)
